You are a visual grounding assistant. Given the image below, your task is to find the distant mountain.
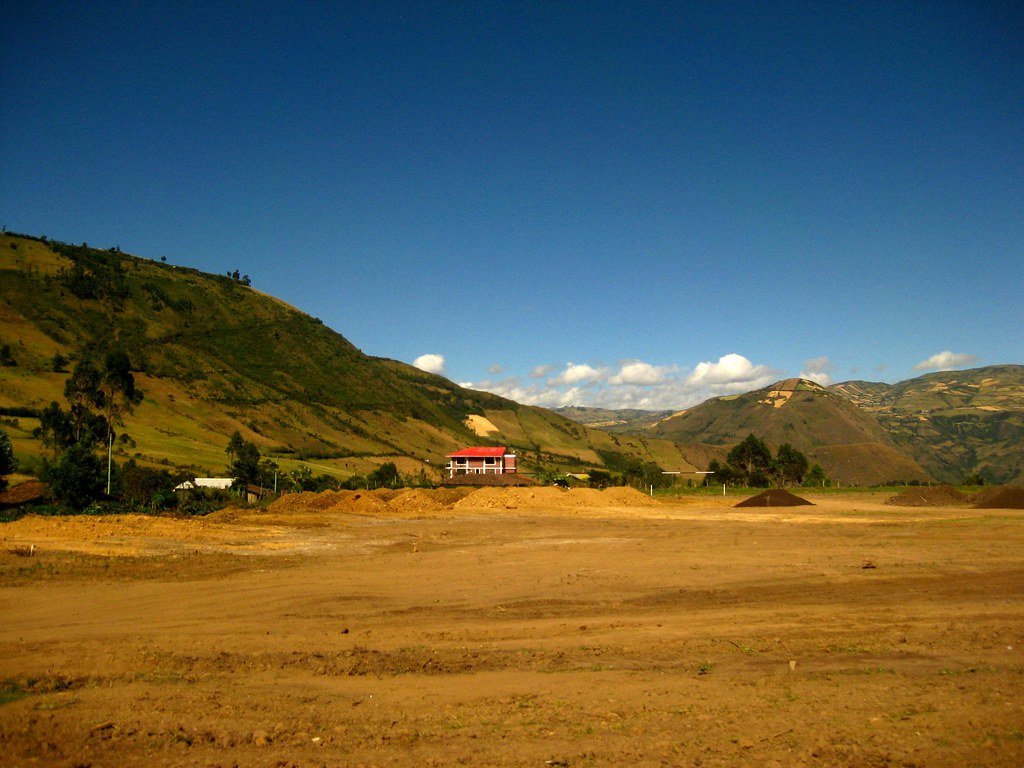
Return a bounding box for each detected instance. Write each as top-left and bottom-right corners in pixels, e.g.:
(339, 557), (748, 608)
(642, 378), (931, 485)
(556, 369), (1024, 486)
(0, 233), (699, 480)
(830, 365), (1024, 485)
(552, 406), (675, 434)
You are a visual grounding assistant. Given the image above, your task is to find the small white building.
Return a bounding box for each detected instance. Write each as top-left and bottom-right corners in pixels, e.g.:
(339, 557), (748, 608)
(174, 477), (235, 491)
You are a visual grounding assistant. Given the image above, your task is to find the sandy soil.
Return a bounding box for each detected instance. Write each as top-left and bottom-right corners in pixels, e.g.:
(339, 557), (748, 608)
(2, 489), (1023, 767)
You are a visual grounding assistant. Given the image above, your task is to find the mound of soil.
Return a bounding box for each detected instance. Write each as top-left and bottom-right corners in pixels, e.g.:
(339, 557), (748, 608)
(348, 492), (387, 513)
(453, 487), (569, 510)
(885, 485), (970, 507)
(263, 485), (668, 515)
(268, 490), (351, 513)
(602, 486), (661, 506)
(735, 488), (813, 507)
(973, 486), (1024, 509)
(432, 487), (477, 506)
(385, 489), (447, 516)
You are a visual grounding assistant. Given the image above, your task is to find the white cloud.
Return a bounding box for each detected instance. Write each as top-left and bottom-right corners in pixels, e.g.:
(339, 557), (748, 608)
(487, 363), (505, 375)
(799, 355), (834, 386)
(548, 362), (606, 387)
(412, 353), (446, 375)
(609, 360), (672, 386)
(685, 353), (776, 391)
(529, 364), (555, 378)
(463, 353), (783, 411)
(913, 350), (979, 372)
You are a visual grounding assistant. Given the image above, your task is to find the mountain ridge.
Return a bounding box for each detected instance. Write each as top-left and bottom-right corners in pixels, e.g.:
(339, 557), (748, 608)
(561, 368), (1024, 485)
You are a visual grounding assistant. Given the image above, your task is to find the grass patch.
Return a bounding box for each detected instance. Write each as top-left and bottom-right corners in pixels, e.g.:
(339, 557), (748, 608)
(0, 682), (30, 706)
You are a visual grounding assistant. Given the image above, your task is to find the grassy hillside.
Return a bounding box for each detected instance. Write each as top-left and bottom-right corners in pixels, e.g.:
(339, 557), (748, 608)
(642, 378), (932, 485)
(555, 368), (1024, 486)
(830, 366), (1024, 484)
(0, 233), (684, 480)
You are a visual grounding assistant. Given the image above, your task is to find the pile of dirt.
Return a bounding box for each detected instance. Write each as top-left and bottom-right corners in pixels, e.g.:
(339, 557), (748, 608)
(385, 489), (448, 516)
(453, 487), (569, 510)
(550, 487), (608, 508)
(972, 486), (1024, 509)
(447, 485), (666, 511)
(735, 489), (814, 507)
(261, 485), (668, 515)
(347, 492), (388, 514)
(432, 487), (477, 506)
(885, 485), (970, 507)
(268, 490), (352, 513)
(603, 486), (661, 506)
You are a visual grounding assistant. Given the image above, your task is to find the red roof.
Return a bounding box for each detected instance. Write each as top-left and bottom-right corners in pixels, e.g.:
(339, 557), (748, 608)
(447, 446), (508, 458)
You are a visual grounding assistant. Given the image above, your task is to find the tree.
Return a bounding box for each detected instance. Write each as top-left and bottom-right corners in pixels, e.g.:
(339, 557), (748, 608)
(707, 459), (739, 485)
(46, 442), (104, 510)
(0, 428), (17, 492)
(100, 349), (143, 441)
(286, 465), (314, 492)
(803, 464), (829, 487)
(230, 441), (261, 488)
(45, 355), (132, 502)
(772, 443), (809, 487)
(35, 399), (105, 456)
(367, 462), (401, 488)
(257, 458), (279, 490)
(63, 360), (107, 444)
(622, 458), (645, 488)
(120, 461), (176, 510)
(225, 431), (245, 465)
(727, 434), (772, 483)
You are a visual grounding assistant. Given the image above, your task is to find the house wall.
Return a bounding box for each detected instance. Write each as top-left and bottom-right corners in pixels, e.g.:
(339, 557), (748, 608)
(447, 454), (518, 476)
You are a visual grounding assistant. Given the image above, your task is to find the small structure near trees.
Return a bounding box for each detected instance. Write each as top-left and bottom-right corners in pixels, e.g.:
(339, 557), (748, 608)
(173, 477), (234, 491)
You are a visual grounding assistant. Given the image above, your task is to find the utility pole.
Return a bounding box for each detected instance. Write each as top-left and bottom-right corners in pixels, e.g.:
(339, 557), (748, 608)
(106, 432), (113, 496)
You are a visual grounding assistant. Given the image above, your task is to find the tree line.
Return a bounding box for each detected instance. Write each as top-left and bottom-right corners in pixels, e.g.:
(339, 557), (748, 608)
(707, 433), (828, 488)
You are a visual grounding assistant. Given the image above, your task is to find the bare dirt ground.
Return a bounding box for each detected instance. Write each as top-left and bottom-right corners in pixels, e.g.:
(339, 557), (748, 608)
(2, 488), (1023, 767)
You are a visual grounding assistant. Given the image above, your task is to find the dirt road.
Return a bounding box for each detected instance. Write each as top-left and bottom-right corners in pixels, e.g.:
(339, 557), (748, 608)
(2, 490), (1023, 767)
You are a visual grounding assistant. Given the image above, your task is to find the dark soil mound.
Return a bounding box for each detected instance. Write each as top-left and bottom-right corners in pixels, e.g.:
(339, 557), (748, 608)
(973, 486), (1024, 509)
(735, 489), (813, 507)
(885, 485), (970, 507)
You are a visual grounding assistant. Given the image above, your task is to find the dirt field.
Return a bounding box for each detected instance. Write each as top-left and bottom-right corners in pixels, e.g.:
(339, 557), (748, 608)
(2, 488), (1023, 767)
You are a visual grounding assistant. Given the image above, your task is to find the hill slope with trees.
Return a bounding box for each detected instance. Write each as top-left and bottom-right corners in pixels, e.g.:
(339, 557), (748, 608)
(643, 378), (933, 486)
(830, 365), (1024, 485)
(0, 233), (701, 492)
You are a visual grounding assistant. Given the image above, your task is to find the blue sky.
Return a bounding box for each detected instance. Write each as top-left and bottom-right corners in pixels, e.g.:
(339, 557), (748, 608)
(3, 1), (1021, 409)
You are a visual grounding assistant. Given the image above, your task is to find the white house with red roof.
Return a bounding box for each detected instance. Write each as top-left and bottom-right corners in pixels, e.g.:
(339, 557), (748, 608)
(446, 446), (518, 478)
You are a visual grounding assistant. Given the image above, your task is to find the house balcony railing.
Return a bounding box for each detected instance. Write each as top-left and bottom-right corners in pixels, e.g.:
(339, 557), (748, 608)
(445, 463), (506, 475)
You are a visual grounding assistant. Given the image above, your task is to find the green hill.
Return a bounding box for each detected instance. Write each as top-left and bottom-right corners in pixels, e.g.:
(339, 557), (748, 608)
(559, 369), (1024, 486)
(830, 366), (1024, 485)
(643, 378), (932, 485)
(0, 233), (697, 481)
